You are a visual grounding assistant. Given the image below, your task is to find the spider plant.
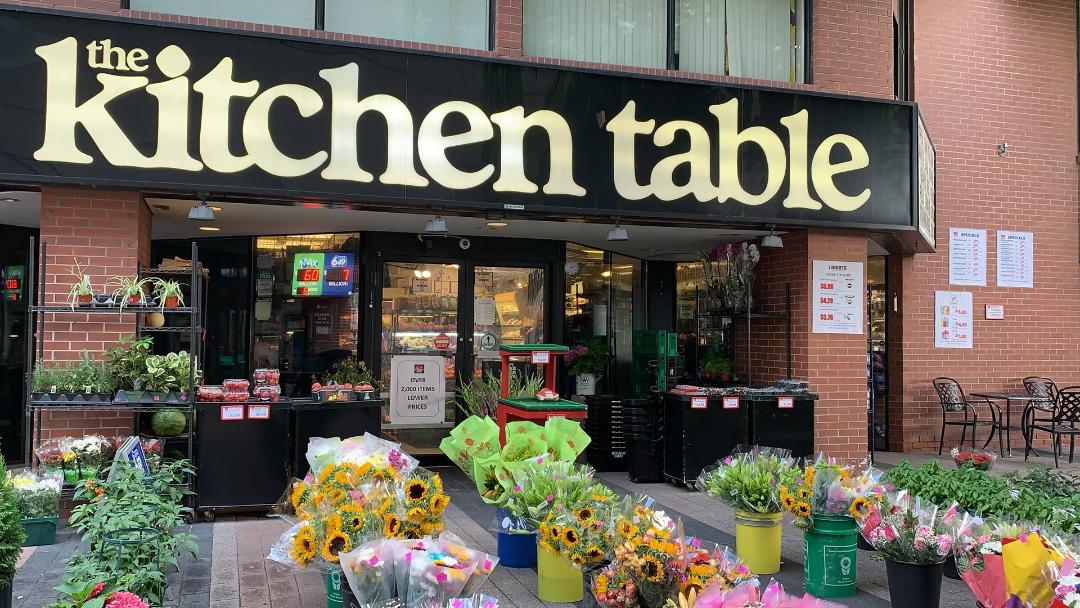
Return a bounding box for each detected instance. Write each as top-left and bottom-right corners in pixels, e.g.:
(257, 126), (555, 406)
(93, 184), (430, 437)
(66, 259), (95, 310)
(151, 278), (185, 311)
(105, 275), (152, 314)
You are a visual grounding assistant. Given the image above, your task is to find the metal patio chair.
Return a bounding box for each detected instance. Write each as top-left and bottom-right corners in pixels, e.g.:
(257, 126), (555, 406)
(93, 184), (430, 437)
(933, 377), (999, 455)
(1028, 386), (1080, 467)
(1023, 376), (1059, 455)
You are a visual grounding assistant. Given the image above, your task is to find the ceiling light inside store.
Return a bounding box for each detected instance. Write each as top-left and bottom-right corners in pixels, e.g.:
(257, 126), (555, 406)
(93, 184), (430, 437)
(424, 216), (448, 234)
(198, 226), (220, 231)
(606, 220), (629, 242)
(188, 201), (216, 221)
(486, 221), (508, 228)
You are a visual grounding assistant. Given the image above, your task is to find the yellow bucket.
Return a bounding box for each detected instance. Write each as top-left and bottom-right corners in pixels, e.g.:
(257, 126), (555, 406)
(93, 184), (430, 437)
(537, 546), (583, 602)
(734, 510), (783, 574)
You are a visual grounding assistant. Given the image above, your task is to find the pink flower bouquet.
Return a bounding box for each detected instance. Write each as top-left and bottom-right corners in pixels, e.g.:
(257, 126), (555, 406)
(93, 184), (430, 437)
(688, 579), (846, 608)
(855, 491), (959, 564)
(405, 550), (476, 608)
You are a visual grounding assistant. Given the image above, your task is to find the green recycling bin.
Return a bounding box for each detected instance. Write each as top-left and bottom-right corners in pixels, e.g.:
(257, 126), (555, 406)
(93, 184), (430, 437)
(803, 514), (858, 598)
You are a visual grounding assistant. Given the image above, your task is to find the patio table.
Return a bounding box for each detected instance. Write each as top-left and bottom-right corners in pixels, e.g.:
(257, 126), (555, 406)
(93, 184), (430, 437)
(970, 392), (1037, 457)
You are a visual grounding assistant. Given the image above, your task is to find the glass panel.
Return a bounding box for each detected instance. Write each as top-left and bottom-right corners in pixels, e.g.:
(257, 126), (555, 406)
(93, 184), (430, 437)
(380, 262), (459, 427)
(326, 0), (489, 49)
(675, 261), (735, 382)
(472, 266), (545, 380)
(523, 0), (666, 68)
(252, 234), (360, 397)
(129, 0), (315, 29)
(609, 255), (640, 393)
(867, 256), (887, 450)
(678, 0), (804, 82)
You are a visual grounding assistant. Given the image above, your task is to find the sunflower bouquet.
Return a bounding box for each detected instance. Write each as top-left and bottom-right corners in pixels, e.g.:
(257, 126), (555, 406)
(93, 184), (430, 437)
(537, 482), (618, 567)
(696, 446), (799, 515)
(853, 491), (959, 564)
(780, 455), (885, 530)
(400, 469), (451, 539)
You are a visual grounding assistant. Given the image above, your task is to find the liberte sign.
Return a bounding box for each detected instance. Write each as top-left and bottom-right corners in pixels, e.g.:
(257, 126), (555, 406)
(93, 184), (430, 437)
(0, 9), (923, 232)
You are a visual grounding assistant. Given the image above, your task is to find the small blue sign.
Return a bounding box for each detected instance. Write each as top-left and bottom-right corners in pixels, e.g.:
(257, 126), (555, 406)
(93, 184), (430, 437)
(322, 253), (355, 296)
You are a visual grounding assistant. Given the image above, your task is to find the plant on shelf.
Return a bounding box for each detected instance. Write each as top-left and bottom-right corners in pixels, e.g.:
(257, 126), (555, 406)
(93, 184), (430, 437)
(102, 336), (153, 394)
(150, 278), (185, 311)
(139, 351), (199, 399)
(566, 340), (610, 379)
(31, 366), (58, 396)
(0, 455), (25, 599)
(66, 260), (96, 310)
(323, 357), (380, 392)
(105, 275), (152, 313)
(699, 241), (760, 312)
(699, 352), (736, 382)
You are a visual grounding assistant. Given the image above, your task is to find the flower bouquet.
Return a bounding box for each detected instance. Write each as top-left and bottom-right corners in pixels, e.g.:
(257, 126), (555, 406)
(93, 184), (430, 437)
(10, 469), (61, 518)
(502, 459), (599, 532)
(34, 444), (64, 479)
(70, 435), (110, 481)
(400, 469), (451, 539)
(951, 447), (998, 471)
(781, 455), (886, 530)
(696, 446), (799, 515)
(438, 416), (500, 484)
(405, 550), (477, 608)
(341, 538), (398, 605)
(537, 482), (618, 566)
(856, 491), (959, 563)
(674, 579), (846, 608)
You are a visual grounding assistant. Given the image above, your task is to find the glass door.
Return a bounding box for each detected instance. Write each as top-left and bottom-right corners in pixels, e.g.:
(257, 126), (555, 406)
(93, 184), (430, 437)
(470, 266), (545, 381)
(380, 261), (461, 454)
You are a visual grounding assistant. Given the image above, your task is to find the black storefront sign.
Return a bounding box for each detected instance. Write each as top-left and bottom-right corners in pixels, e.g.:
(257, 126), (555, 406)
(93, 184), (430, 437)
(0, 8), (929, 245)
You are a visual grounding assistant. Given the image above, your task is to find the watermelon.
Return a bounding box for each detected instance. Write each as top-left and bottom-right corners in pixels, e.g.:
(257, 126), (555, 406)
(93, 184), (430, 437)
(151, 409), (188, 437)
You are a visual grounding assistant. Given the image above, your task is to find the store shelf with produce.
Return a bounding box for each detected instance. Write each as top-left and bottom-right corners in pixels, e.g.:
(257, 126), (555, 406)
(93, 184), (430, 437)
(29, 305), (196, 314)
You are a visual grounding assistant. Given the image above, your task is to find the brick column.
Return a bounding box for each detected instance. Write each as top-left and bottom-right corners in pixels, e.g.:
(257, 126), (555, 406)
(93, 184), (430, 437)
(493, 0), (523, 57)
(36, 186), (151, 443)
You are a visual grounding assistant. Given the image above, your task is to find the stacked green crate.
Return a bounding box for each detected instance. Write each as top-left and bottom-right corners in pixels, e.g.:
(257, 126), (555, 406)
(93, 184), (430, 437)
(631, 330), (678, 395)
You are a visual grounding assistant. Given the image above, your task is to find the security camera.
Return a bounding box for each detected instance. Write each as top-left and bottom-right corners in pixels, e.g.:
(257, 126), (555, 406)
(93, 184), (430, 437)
(458, 238), (471, 250)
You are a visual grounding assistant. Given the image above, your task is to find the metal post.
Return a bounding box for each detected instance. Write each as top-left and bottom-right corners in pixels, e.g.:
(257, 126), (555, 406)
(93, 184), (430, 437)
(23, 237), (36, 467)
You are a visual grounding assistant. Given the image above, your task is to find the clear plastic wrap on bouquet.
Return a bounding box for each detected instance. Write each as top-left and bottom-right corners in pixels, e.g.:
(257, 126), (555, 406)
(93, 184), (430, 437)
(393, 537), (436, 602)
(693, 579), (845, 608)
(436, 533), (499, 596)
(446, 594), (498, 608)
(305, 434), (419, 477)
(695, 445), (799, 514)
(342, 539), (398, 606)
(405, 550), (476, 608)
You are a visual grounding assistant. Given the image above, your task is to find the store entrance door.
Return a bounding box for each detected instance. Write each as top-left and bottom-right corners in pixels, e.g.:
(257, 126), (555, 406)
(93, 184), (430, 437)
(469, 265), (546, 382)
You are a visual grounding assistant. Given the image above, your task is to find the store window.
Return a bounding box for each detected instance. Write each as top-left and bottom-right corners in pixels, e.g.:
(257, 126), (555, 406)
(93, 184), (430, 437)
(253, 234), (360, 397)
(523, 0), (808, 83)
(325, 0), (489, 49)
(128, 0), (315, 29)
(675, 260), (736, 383)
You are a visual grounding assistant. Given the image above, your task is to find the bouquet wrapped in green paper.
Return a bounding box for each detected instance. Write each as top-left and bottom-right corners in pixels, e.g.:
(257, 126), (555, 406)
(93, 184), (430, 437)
(439, 416), (500, 480)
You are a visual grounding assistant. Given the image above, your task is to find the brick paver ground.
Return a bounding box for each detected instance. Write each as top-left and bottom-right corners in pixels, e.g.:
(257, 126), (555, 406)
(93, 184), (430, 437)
(14, 449), (1074, 607)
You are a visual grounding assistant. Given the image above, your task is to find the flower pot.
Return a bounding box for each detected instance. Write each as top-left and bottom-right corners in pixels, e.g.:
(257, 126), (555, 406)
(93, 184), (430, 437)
(0, 582), (11, 608)
(885, 558), (944, 608)
(734, 510), (783, 574)
(21, 516), (58, 546)
(62, 467), (79, 486)
(857, 534), (876, 551)
(537, 546), (583, 603)
(803, 514), (858, 598)
(164, 295), (180, 308)
(575, 373), (596, 396)
(943, 555), (961, 580)
(128, 294), (143, 305)
(496, 507), (537, 568)
(30, 392), (51, 403)
(77, 294), (92, 305)
(79, 466), (99, 481)
(325, 570), (343, 608)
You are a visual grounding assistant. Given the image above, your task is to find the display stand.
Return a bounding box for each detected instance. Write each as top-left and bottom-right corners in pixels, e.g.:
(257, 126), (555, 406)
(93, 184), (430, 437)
(495, 344), (586, 445)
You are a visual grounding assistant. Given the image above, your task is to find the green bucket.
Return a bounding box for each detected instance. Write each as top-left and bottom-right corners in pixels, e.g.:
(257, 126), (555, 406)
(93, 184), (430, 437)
(21, 517), (58, 546)
(803, 514), (858, 598)
(325, 570), (343, 608)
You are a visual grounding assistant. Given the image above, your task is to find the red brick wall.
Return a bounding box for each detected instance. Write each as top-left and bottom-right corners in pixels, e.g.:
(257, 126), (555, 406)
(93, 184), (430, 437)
(891, 0), (1080, 452)
(37, 186), (150, 442)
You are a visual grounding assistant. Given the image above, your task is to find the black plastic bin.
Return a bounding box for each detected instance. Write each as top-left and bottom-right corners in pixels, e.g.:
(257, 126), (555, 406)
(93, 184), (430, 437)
(662, 393), (749, 486)
(747, 394), (817, 458)
(292, 399), (383, 479)
(625, 398), (664, 483)
(584, 395), (650, 472)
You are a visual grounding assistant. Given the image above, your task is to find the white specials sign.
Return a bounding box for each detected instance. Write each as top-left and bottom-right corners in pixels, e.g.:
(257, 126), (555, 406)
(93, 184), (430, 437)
(389, 355), (446, 424)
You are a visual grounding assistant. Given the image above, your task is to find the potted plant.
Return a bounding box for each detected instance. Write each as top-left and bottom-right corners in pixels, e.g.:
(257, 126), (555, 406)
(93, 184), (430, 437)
(10, 470), (61, 546)
(699, 352), (736, 382)
(105, 275), (152, 312)
(151, 278), (185, 311)
(565, 340), (609, 396)
(322, 357), (381, 395)
(30, 366), (58, 403)
(103, 336), (153, 402)
(66, 261), (95, 310)
(853, 492), (960, 608)
(698, 446), (799, 575)
(139, 351), (198, 403)
(950, 447), (997, 471)
(0, 455), (25, 606)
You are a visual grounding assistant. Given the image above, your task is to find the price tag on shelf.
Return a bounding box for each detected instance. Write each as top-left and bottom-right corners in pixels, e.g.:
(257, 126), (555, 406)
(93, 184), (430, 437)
(220, 405), (244, 421)
(690, 396), (708, 410)
(247, 404), (270, 420)
(722, 397), (740, 410)
(778, 396), (795, 409)
(530, 351), (551, 364)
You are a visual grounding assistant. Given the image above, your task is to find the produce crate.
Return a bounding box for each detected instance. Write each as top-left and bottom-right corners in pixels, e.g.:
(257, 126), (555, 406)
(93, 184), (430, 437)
(583, 396), (650, 472)
(22, 516), (58, 546)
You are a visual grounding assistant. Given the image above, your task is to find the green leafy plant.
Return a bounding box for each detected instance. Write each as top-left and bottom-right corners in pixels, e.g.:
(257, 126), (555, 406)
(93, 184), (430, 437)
(323, 357), (380, 391)
(105, 276), (152, 314)
(64, 460), (196, 605)
(139, 351), (198, 394)
(102, 337), (154, 391)
(565, 340), (610, 378)
(0, 455), (26, 586)
(66, 260), (95, 310)
(699, 352), (736, 381)
(31, 366), (58, 393)
(150, 278), (185, 312)
(697, 446), (799, 514)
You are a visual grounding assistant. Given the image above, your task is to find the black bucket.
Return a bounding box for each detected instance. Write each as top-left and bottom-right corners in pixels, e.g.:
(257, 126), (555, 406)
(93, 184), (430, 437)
(885, 558), (944, 608)
(857, 534), (876, 551)
(943, 555), (961, 580)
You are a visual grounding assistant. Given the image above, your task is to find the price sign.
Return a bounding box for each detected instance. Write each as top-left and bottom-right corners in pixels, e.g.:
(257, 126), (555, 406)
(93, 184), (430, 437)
(220, 405), (244, 421)
(530, 351), (551, 364)
(778, 397), (794, 409)
(247, 404), (270, 419)
(722, 397), (740, 410)
(690, 396), (708, 409)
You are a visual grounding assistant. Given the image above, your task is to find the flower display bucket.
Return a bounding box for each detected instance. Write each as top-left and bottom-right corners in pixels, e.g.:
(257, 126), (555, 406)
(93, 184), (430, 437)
(734, 510), (783, 574)
(325, 570), (343, 608)
(885, 558), (943, 608)
(942, 555), (961, 580)
(537, 547), (583, 603)
(496, 507), (537, 568)
(21, 516), (58, 546)
(803, 514), (858, 598)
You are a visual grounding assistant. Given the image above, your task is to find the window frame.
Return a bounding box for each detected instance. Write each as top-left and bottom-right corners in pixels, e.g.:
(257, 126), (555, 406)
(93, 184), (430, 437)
(123, 0), (495, 51)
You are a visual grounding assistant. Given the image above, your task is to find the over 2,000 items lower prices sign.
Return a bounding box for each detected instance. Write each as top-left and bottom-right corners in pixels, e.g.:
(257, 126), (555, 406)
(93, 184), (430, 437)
(389, 355), (446, 424)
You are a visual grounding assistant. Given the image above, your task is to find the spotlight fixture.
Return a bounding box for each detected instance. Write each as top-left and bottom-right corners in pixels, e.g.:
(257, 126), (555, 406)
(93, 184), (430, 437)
(424, 216), (448, 234)
(997, 142), (1008, 157)
(761, 226), (783, 248)
(606, 219), (629, 242)
(198, 226), (221, 232)
(486, 220), (508, 228)
(187, 200), (216, 221)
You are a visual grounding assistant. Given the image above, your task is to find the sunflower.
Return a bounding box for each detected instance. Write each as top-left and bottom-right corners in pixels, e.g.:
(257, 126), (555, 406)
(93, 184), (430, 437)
(403, 525), (422, 539)
(781, 493), (797, 511)
(321, 530), (351, 563)
(405, 479), (429, 503)
(407, 506), (427, 523)
(431, 474), (444, 493)
(290, 483), (308, 511)
(562, 528), (580, 547)
(591, 492), (611, 502)
(804, 466), (815, 486)
(290, 526), (317, 566)
(356, 461), (373, 477)
(538, 539), (555, 554)
(642, 556), (665, 582)
(334, 470), (352, 486)
(616, 520), (639, 539)
(325, 513), (343, 533)
(595, 574), (609, 595)
(326, 488), (347, 505)
(575, 507), (594, 522)
(779, 486), (791, 503)
(547, 525), (562, 542)
(378, 497), (394, 515)
(849, 496), (870, 518)
(585, 546), (604, 561)
(839, 468), (851, 481)
(797, 487), (811, 501)
(795, 502), (811, 517)
(341, 504), (366, 532)
(428, 493), (450, 515)
(383, 513), (402, 537)
(318, 465), (335, 484)
(571, 554), (585, 566)
(420, 522), (435, 535)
